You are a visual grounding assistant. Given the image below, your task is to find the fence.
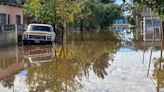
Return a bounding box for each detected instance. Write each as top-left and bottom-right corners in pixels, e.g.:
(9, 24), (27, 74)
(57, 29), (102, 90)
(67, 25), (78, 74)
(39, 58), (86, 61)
(0, 25), (17, 47)
(0, 24), (26, 48)
(16, 24), (26, 42)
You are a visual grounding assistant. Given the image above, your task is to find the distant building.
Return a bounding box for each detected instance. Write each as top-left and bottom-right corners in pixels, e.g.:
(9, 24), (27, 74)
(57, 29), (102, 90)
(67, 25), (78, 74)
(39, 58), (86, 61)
(112, 19), (127, 32)
(140, 8), (161, 41)
(0, 3), (23, 25)
(112, 19), (135, 32)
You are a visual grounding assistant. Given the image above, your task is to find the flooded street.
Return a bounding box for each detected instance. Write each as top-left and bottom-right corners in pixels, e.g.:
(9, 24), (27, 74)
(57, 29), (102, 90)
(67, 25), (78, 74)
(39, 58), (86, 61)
(0, 0), (163, 91)
(0, 40), (164, 92)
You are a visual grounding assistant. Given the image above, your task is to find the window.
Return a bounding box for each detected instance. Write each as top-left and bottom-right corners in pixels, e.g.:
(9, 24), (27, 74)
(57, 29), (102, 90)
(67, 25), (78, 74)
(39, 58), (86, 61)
(141, 21), (144, 35)
(146, 20), (152, 27)
(147, 8), (151, 13)
(30, 25), (51, 32)
(155, 28), (160, 36)
(146, 19), (160, 28)
(16, 15), (21, 24)
(0, 13), (6, 24)
(8, 14), (10, 24)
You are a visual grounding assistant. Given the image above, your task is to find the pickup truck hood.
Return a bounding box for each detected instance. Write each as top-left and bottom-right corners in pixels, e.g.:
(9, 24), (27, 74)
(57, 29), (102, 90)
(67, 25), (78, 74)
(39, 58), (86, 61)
(24, 31), (53, 35)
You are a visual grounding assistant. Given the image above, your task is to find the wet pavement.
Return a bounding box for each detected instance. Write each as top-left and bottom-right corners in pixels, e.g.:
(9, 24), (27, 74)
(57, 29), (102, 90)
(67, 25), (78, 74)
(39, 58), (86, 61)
(0, 40), (164, 92)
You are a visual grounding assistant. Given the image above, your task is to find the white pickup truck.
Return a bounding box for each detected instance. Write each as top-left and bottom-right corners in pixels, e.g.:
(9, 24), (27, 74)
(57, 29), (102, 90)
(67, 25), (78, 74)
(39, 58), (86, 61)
(22, 24), (56, 45)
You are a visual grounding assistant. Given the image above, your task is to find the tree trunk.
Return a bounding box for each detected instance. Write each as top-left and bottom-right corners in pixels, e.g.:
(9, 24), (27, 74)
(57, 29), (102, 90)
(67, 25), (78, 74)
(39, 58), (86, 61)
(80, 19), (84, 31)
(160, 20), (164, 58)
(59, 23), (64, 44)
(80, 19), (84, 41)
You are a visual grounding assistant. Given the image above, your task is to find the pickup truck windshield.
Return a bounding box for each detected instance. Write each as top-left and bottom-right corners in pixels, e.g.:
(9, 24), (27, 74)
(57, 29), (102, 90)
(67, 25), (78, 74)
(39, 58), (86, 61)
(30, 25), (51, 32)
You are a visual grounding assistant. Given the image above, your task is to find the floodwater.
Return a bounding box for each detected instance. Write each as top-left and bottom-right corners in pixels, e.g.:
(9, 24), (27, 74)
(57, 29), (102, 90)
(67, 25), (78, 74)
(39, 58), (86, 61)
(0, 40), (164, 92)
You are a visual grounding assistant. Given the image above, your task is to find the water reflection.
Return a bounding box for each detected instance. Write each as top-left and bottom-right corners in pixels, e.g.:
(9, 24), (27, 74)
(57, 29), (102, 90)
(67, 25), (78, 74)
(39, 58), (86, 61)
(152, 41), (164, 92)
(26, 41), (119, 92)
(2, 38), (164, 92)
(153, 57), (164, 92)
(0, 41), (120, 92)
(0, 44), (56, 91)
(138, 40), (164, 92)
(23, 45), (55, 64)
(0, 46), (22, 89)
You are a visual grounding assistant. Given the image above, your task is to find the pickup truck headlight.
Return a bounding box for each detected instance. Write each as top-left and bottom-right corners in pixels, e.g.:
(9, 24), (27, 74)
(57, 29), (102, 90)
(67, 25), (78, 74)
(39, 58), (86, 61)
(23, 34), (29, 39)
(47, 36), (52, 41)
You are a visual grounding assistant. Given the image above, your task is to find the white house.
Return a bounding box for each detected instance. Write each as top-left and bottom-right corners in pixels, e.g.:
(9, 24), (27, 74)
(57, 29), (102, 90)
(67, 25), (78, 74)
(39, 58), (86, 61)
(140, 8), (161, 41)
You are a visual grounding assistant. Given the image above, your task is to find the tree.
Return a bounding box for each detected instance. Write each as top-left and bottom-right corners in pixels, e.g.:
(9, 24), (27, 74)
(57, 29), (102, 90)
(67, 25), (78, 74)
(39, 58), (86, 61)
(24, 0), (84, 24)
(100, 0), (115, 3)
(16, 0), (26, 4)
(74, 0), (121, 30)
(100, 3), (121, 29)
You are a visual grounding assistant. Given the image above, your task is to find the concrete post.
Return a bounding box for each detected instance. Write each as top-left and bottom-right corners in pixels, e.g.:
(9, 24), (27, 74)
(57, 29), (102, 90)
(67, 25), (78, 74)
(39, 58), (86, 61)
(15, 24), (18, 43)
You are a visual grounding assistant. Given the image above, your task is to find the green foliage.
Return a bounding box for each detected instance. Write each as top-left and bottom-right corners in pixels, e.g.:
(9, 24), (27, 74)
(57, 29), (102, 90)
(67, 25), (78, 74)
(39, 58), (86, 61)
(16, 0), (25, 4)
(24, 0), (121, 29)
(100, 0), (115, 3)
(100, 3), (121, 28)
(74, 0), (121, 30)
(24, 0), (84, 24)
(127, 16), (135, 25)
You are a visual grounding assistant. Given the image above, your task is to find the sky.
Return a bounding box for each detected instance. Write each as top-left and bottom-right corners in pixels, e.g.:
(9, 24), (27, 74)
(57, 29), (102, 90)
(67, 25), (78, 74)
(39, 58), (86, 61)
(115, 0), (133, 16)
(115, 0), (124, 5)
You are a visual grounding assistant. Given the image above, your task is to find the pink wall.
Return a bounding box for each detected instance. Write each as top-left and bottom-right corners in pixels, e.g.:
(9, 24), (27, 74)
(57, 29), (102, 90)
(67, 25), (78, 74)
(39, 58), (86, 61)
(0, 4), (23, 24)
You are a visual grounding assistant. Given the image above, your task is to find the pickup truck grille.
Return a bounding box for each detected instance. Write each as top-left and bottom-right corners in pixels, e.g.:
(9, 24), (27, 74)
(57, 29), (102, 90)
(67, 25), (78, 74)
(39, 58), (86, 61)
(29, 35), (46, 40)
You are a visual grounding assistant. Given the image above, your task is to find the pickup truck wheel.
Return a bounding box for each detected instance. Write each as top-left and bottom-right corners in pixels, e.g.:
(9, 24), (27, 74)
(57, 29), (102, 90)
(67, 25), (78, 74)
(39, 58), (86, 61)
(23, 41), (28, 45)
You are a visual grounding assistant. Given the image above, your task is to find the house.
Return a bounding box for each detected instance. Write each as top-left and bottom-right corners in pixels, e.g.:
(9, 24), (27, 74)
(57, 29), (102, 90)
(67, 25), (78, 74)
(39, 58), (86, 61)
(112, 19), (128, 32)
(0, 2), (24, 46)
(112, 19), (135, 32)
(0, 2), (23, 25)
(140, 8), (161, 41)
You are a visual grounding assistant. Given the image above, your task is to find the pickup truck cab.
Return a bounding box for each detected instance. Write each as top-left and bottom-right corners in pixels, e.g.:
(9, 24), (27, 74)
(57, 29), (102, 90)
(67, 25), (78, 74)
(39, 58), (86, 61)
(22, 24), (56, 44)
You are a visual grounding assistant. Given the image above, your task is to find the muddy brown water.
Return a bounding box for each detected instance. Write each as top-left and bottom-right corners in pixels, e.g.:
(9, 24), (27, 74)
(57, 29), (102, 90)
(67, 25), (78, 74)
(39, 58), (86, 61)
(0, 41), (164, 92)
